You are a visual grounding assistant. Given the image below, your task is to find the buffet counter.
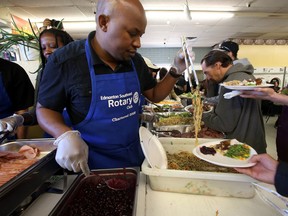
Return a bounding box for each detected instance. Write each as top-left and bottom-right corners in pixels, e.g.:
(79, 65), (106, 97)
(22, 172), (282, 216)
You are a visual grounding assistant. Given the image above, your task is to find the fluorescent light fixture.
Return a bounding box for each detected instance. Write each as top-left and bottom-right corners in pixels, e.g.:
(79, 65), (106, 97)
(62, 22), (96, 30)
(35, 21), (96, 30)
(146, 11), (234, 20)
(192, 12), (234, 19)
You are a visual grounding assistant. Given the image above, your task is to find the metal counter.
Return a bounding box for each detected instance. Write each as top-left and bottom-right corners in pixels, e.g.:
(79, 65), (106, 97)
(21, 172), (283, 216)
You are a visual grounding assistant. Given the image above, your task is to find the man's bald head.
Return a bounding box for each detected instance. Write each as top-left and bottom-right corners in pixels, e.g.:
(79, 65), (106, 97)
(96, 0), (145, 23)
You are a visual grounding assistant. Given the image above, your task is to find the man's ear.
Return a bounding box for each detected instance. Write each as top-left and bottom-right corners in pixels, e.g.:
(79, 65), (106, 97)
(98, 14), (109, 32)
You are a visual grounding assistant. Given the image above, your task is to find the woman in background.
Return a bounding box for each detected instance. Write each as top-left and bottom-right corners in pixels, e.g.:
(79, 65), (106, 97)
(0, 25), (74, 134)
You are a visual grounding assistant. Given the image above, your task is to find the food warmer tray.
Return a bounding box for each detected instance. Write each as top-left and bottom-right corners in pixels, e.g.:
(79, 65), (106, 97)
(49, 167), (140, 216)
(0, 139), (61, 216)
(142, 137), (256, 198)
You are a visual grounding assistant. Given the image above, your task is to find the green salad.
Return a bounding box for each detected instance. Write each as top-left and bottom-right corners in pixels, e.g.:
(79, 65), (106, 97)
(224, 144), (250, 160)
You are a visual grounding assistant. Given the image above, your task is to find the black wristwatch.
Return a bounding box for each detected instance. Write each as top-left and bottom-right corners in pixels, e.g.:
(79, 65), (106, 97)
(169, 67), (182, 79)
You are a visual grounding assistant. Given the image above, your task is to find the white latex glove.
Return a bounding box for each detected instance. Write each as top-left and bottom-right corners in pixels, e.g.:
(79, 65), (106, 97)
(173, 48), (196, 75)
(54, 130), (89, 174)
(0, 114), (24, 133)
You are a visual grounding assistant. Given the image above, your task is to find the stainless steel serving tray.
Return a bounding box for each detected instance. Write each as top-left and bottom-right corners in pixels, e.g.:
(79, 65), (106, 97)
(50, 167), (140, 216)
(0, 138), (61, 216)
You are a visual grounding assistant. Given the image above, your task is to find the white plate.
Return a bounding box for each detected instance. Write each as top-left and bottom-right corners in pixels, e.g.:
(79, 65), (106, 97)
(139, 126), (168, 169)
(220, 83), (273, 90)
(192, 140), (257, 168)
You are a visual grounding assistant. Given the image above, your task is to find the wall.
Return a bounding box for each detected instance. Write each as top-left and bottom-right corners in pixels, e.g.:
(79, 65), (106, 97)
(15, 60), (39, 87)
(138, 45), (288, 87)
(238, 45), (288, 87)
(238, 45), (288, 67)
(138, 47), (211, 67)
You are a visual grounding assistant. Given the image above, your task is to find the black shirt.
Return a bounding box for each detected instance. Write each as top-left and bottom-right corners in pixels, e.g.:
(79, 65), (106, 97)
(0, 58), (34, 112)
(38, 31), (157, 124)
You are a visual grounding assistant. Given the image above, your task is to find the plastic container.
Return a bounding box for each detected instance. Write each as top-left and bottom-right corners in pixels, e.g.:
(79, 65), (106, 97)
(141, 137), (256, 198)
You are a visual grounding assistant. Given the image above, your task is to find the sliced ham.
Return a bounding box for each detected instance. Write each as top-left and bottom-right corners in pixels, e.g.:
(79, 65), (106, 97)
(0, 145), (40, 187)
(18, 145), (40, 159)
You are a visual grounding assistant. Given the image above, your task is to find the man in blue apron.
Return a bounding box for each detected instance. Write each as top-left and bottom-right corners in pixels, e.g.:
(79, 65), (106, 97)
(0, 58), (34, 139)
(36, 0), (188, 174)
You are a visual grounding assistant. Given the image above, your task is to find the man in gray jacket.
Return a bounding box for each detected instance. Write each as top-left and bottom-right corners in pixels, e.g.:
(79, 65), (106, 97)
(201, 50), (267, 154)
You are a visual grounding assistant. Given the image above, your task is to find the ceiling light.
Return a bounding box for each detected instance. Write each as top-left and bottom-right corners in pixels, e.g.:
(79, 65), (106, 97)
(184, 0), (192, 20)
(192, 12), (234, 20)
(36, 21), (96, 30)
(146, 11), (234, 20)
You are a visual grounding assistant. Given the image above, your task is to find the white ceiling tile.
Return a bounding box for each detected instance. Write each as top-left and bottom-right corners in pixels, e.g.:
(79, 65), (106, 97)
(1, 0), (288, 47)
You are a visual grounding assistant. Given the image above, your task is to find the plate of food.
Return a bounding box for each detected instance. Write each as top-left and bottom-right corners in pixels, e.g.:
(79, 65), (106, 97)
(220, 79), (273, 90)
(192, 139), (257, 167)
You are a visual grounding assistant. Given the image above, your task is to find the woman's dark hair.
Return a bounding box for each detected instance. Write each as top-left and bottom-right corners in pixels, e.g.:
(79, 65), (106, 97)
(201, 50), (233, 68)
(39, 28), (74, 68)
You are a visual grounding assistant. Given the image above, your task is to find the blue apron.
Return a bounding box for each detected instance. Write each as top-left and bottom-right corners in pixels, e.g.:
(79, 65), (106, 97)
(0, 72), (14, 119)
(73, 40), (144, 169)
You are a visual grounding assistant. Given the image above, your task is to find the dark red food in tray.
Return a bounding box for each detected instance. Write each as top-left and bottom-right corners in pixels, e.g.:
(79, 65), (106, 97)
(50, 168), (138, 216)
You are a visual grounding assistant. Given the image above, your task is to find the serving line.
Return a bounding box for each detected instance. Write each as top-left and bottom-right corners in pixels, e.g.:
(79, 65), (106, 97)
(21, 172), (284, 216)
(144, 180), (283, 216)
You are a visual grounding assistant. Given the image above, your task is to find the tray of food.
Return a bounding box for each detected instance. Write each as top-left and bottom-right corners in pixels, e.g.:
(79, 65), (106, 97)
(144, 101), (184, 113)
(152, 125), (224, 139)
(50, 167), (140, 216)
(154, 112), (193, 127)
(141, 137), (256, 198)
(0, 139), (61, 216)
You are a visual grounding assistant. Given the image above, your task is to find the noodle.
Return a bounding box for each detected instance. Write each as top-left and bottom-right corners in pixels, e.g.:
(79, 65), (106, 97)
(192, 87), (203, 145)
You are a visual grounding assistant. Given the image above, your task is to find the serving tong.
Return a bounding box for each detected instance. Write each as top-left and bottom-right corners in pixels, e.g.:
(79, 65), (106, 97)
(181, 36), (199, 88)
(253, 182), (288, 215)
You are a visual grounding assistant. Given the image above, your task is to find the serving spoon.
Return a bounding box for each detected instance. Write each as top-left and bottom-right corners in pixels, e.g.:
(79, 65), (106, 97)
(80, 163), (130, 191)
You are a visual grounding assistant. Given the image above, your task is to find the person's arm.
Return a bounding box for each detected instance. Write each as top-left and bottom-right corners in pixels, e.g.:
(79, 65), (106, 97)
(143, 50), (188, 102)
(235, 154), (278, 184)
(36, 102), (71, 138)
(144, 70), (180, 102)
(183, 83), (187, 93)
(15, 109), (29, 139)
(36, 102), (89, 174)
(274, 162), (288, 196)
(240, 87), (288, 106)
